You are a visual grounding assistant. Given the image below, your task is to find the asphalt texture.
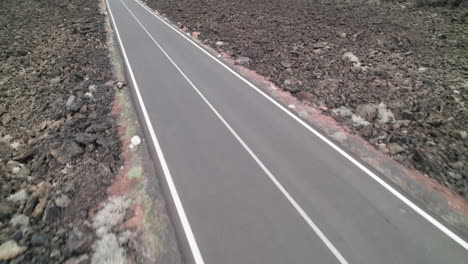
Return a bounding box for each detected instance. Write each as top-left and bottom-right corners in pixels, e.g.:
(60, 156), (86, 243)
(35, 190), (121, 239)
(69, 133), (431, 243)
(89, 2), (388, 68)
(106, 0), (468, 263)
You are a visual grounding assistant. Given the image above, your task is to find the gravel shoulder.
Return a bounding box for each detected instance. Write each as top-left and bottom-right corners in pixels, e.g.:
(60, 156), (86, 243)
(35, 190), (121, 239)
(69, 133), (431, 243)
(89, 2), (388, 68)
(143, 0), (468, 199)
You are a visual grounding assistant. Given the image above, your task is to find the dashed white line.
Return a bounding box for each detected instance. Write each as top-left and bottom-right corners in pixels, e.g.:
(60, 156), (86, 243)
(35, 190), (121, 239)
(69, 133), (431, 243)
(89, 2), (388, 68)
(117, 0), (350, 263)
(105, 0), (205, 263)
(134, 0), (468, 250)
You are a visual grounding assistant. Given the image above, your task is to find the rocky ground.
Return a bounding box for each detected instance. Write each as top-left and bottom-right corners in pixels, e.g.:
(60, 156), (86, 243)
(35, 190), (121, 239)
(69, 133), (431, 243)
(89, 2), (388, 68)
(144, 0), (468, 198)
(0, 0), (135, 263)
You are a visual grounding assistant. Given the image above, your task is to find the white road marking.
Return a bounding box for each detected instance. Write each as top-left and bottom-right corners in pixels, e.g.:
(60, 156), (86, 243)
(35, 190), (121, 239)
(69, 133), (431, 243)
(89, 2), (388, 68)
(135, 0), (468, 250)
(118, 0), (350, 263)
(105, 1), (205, 263)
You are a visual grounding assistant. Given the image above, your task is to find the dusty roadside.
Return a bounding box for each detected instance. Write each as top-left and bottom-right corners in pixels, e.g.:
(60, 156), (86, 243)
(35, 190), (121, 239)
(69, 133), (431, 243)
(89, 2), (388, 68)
(142, 0), (468, 199)
(0, 0), (181, 263)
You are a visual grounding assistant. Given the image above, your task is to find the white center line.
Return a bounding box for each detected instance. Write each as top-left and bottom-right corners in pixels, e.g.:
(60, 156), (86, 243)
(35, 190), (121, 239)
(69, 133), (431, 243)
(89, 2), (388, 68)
(134, 0), (468, 250)
(118, 0), (350, 263)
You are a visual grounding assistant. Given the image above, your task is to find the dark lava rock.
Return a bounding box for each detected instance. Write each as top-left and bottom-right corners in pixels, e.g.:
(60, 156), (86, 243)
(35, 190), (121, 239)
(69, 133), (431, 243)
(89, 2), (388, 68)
(66, 225), (95, 254)
(356, 104), (378, 122)
(43, 205), (60, 223)
(75, 133), (97, 145)
(85, 123), (108, 133)
(31, 233), (49, 246)
(66, 95), (83, 112)
(0, 203), (14, 220)
(50, 141), (84, 165)
(11, 230), (23, 241)
(24, 196), (39, 215)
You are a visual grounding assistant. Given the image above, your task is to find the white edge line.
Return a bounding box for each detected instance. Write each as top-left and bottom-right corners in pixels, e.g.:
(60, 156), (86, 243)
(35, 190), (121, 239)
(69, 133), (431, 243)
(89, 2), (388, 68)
(135, 0), (468, 250)
(105, 1), (205, 263)
(118, 1), (349, 263)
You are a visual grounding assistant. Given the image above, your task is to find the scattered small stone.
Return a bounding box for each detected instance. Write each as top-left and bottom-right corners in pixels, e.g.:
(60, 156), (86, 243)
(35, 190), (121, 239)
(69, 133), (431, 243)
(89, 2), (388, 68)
(283, 79), (300, 93)
(9, 214), (29, 235)
(75, 133), (98, 145)
(31, 234), (49, 246)
(55, 194), (71, 208)
(43, 205), (60, 223)
(377, 103), (395, 124)
(9, 140), (22, 150)
(452, 130), (467, 140)
(450, 161), (464, 170)
(31, 183), (51, 218)
(0, 240), (26, 261)
(51, 141), (84, 165)
(50, 77), (61, 85)
(281, 60), (293, 68)
(13, 147), (38, 161)
(88, 84), (97, 92)
(50, 249), (60, 259)
(447, 172), (462, 180)
(332, 106), (352, 118)
(331, 131), (347, 141)
(377, 143), (387, 151)
(418, 67), (428, 73)
(298, 110), (308, 118)
(7, 161), (30, 178)
(85, 123), (108, 133)
(116, 81), (126, 89)
(236, 56), (251, 66)
(7, 189), (28, 203)
(339, 32), (347, 38)
(387, 143), (405, 154)
(0, 203), (14, 220)
(66, 95), (83, 112)
(66, 225), (96, 254)
(11, 230), (23, 242)
(351, 115), (370, 126)
(23, 196), (39, 215)
(192, 31), (201, 38)
(75, 80), (92, 91)
(356, 104), (378, 122)
(130, 135), (141, 148)
(1, 134), (12, 143)
(343, 52), (361, 68)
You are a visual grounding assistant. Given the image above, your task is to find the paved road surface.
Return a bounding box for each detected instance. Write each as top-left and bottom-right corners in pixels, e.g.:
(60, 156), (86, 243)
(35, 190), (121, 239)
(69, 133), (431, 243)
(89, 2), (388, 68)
(106, 0), (468, 263)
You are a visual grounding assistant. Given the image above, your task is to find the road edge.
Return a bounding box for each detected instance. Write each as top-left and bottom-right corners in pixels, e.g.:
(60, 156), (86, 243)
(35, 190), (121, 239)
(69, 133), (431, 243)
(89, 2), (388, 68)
(103, 0), (203, 263)
(101, 0), (184, 262)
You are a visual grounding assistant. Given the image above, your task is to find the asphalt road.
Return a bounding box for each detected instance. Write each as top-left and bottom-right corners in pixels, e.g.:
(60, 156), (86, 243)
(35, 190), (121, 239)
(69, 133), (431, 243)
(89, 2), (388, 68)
(106, 0), (468, 263)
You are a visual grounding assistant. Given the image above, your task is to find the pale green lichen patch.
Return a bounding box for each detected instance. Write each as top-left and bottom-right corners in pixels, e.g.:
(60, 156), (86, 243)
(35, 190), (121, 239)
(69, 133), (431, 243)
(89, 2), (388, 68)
(128, 166), (143, 179)
(117, 93), (137, 141)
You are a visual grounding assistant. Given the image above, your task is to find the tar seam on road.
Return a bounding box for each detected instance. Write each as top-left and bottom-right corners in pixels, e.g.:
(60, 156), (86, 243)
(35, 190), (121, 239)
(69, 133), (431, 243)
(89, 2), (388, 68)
(118, 0), (350, 263)
(134, 0), (468, 250)
(105, 0), (206, 263)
